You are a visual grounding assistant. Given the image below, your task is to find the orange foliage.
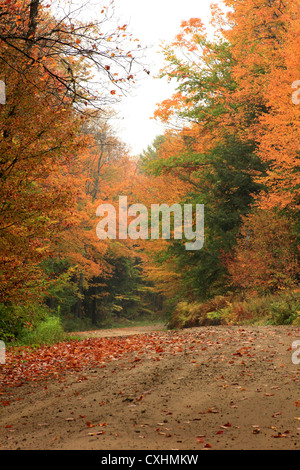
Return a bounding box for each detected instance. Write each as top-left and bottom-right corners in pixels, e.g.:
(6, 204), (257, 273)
(223, 0), (300, 210)
(0, 49), (84, 303)
(226, 210), (298, 293)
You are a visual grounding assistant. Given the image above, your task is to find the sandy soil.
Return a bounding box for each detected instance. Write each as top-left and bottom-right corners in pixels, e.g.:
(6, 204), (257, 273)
(1, 325), (300, 450)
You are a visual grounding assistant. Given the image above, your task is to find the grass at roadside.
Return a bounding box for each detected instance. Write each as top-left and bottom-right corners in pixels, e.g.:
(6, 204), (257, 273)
(4, 314), (167, 348)
(4, 290), (299, 349)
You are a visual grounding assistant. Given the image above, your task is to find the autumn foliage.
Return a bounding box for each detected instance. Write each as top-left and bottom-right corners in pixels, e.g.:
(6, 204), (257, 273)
(143, 0), (299, 309)
(0, 0), (151, 339)
(225, 210), (298, 293)
(0, 0), (299, 341)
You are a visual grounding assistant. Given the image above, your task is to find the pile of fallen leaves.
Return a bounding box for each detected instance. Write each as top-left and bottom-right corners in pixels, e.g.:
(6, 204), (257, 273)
(2, 326), (299, 399)
(0, 331), (208, 391)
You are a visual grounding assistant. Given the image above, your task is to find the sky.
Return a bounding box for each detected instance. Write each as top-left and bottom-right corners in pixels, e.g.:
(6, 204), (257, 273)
(109, 0), (218, 156)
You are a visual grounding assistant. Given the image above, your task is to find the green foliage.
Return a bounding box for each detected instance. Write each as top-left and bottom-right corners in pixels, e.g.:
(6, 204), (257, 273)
(79, 254), (155, 326)
(0, 302), (49, 343)
(43, 259), (80, 316)
(18, 315), (65, 346)
(144, 134), (267, 303)
(170, 291), (300, 328)
(138, 135), (166, 173)
(142, 20), (268, 304)
(268, 293), (300, 326)
(169, 296), (231, 329)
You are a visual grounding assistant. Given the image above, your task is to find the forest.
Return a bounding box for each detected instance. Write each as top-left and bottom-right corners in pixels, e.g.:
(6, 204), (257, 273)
(0, 0), (299, 345)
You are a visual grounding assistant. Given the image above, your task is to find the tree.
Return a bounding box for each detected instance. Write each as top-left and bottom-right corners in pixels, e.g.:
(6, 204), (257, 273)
(0, 0), (143, 109)
(0, 45), (83, 303)
(140, 1), (300, 305)
(226, 210), (298, 293)
(222, 0), (300, 212)
(0, 0), (144, 320)
(141, 16), (266, 301)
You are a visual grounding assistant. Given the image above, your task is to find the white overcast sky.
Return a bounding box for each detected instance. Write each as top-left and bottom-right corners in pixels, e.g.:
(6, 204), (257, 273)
(109, 0), (219, 156)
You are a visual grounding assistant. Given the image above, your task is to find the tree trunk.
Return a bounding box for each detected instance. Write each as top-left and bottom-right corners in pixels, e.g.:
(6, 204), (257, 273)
(27, 0), (40, 44)
(74, 273), (84, 318)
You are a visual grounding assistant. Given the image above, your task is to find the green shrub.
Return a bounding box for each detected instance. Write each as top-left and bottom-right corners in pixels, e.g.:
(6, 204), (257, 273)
(169, 290), (300, 328)
(268, 293), (300, 325)
(169, 296), (231, 329)
(213, 291), (300, 326)
(18, 315), (65, 346)
(0, 303), (49, 342)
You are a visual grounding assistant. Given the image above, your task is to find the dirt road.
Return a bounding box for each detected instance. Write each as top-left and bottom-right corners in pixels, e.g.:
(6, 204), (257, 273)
(72, 324), (166, 339)
(1, 325), (300, 450)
